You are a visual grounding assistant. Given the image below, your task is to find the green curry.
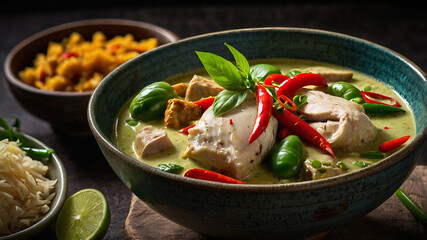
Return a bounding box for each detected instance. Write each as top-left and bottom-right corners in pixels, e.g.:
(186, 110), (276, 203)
(114, 58), (415, 184)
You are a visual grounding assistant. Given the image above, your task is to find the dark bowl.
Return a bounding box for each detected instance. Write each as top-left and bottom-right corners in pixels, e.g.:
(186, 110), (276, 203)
(4, 19), (179, 136)
(0, 130), (67, 240)
(88, 28), (426, 239)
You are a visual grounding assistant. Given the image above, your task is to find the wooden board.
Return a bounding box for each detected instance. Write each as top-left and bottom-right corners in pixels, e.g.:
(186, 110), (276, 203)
(125, 165), (426, 239)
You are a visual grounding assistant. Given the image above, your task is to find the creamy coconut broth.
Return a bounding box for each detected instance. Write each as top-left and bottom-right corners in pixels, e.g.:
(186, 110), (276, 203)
(114, 58), (415, 184)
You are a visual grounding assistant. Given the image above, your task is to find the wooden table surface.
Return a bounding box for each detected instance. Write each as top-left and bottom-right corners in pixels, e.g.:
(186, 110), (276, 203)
(1, 2), (425, 239)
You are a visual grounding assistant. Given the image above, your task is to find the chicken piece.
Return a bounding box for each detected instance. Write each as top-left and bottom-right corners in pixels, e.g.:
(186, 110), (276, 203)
(172, 83), (188, 98)
(184, 75), (224, 101)
(164, 99), (202, 129)
(183, 95), (278, 180)
(298, 89), (376, 150)
(135, 126), (172, 158)
(303, 67), (353, 82)
(299, 159), (347, 180)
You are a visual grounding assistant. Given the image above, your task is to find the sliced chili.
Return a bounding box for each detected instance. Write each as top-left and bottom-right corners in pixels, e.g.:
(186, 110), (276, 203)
(276, 73), (328, 99)
(264, 74), (289, 87)
(179, 124), (196, 135)
(278, 95), (297, 112)
(59, 51), (78, 60)
(379, 135), (410, 153)
(361, 91), (401, 107)
(193, 97), (215, 111)
(184, 168), (246, 184)
(272, 108), (335, 158)
(249, 83), (273, 144)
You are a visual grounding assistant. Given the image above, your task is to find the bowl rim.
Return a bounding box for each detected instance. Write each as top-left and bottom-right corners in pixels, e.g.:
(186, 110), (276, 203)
(88, 27), (427, 193)
(3, 18), (180, 98)
(0, 130), (67, 240)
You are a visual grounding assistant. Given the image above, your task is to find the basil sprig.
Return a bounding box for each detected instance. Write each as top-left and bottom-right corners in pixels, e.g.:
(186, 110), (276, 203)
(196, 43), (281, 116)
(212, 90), (248, 117)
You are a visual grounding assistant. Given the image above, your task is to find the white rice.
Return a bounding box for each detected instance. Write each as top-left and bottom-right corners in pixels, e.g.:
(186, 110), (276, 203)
(0, 139), (57, 236)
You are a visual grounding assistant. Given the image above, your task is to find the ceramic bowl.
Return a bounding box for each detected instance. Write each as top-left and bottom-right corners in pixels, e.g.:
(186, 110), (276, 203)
(0, 130), (67, 240)
(88, 28), (426, 239)
(4, 19), (179, 136)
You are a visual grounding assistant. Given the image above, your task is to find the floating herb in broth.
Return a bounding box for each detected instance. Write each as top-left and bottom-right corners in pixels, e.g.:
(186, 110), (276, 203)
(114, 57), (415, 184)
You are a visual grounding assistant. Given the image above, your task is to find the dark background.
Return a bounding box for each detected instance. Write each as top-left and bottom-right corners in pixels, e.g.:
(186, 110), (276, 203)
(1, 1), (425, 239)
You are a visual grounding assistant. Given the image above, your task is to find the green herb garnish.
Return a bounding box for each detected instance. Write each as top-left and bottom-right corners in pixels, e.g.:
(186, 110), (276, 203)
(360, 151), (384, 159)
(353, 161), (371, 168)
(196, 43), (281, 116)
(158, 163), (184, 173)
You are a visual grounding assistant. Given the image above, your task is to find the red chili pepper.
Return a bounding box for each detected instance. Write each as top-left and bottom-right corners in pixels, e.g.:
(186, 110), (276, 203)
(379, 136), (410, 153)
(249, 83), (273, 144)
(361, 91), (401, 107)
(108, 43), (121, 54)
(264, 74), (289, 87)
(276, 73), (328, 99)
(184, 168), (246, 184)
(178, 124), (195, 134)
(39, 70), (47, 80)
(59, 51), (78, 60)
(193, 97), (215, 111)
(277, 127), (294, 140)
(272, 108), (335, 158)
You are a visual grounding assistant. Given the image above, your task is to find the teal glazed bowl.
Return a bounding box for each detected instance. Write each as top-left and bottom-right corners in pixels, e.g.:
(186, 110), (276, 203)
(0, 130), (67, 240)
(88, 28), (426, 239)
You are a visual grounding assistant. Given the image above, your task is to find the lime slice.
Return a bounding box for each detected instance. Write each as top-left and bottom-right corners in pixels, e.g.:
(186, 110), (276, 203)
(56, 188), (111, 240)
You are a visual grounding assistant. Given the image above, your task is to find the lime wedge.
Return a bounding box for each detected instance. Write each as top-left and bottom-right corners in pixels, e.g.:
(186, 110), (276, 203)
(56, 188), (111, 240)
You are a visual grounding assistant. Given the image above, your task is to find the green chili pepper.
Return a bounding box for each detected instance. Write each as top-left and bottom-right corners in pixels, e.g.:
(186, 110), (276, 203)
(21, 147), (54, 160)
(395, 188), (427, 226)
(362, 103), (405, 116)
(329, 81), (364, 103)
(158, 163), (184, 173)
(129, 82), (178, 121)
(270, 135), (305, 179)
(249, 63), (282, 83)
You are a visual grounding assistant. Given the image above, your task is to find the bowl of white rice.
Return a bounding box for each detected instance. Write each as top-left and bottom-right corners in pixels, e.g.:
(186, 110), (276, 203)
(0, 129), (67, 240)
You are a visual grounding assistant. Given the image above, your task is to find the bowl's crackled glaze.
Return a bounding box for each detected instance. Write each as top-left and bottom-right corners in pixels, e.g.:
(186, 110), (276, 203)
(88, 28), (426, 239)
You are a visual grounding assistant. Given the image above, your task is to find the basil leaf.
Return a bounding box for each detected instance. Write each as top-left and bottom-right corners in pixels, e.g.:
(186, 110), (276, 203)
(196, 51), (246, 91)
(158, 163), (183, 173)
(224, 43), (250, 79)
(249, 64), (281, 83)
(212, 90), (248, 116)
